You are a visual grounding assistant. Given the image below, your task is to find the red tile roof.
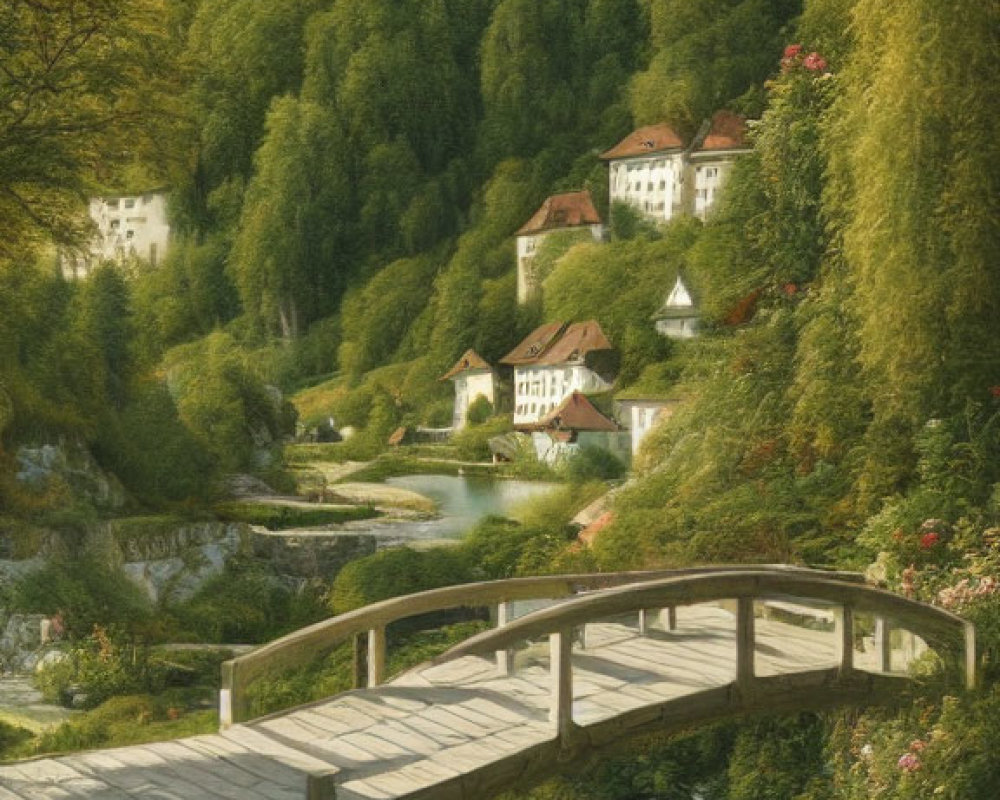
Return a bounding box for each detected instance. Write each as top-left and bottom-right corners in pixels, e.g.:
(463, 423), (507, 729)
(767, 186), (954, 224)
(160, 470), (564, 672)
(439, 349), (493, 381)
(695, 110), (749, 152)
(600, 123), (685, 160)
(499, 321), (568, 366)
(536, 320), (613, 366)
(499, 320), (613, 366)
(516, 191), (603, 236)
(538, 391), (618, 432)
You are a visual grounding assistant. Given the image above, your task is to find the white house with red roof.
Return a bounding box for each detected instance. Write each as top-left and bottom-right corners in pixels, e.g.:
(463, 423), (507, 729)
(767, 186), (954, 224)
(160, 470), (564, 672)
(439, 349), (498, 430)
(601, 122), (687, 222)
(601, 112), (750, 224)
(516, 190), (605, 304)
(689, 111), (752, 219)
(499, 320), (618, 426)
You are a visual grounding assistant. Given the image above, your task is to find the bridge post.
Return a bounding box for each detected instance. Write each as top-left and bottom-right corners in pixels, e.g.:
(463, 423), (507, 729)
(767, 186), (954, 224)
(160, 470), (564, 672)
(550, 627), (574, 739)
(496, 602), (514, 676)
(834, 605), (854, 676)
(307, 771), (338, 799)
(875, 616), (892, 673)
(638, 608), (650, 635)
(352, 633), (366, 689)
(368, 626), (386, 687)
(661, 606), (677, 631)
(736, 597), (755, 689)
(965, 622), (977, 690)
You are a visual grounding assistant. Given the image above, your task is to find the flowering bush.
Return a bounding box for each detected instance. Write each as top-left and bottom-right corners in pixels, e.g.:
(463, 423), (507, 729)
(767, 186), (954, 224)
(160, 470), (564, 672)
(780, 43), (829, 75)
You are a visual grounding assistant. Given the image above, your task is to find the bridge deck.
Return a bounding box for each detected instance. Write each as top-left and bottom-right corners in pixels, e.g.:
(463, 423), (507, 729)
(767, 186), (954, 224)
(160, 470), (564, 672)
(0, 604), (894, 800)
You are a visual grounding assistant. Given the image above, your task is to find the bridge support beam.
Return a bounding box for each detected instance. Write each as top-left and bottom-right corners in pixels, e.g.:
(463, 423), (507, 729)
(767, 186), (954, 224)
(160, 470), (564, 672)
(875, 616), (892, 673)
(307, 771), (338, 800)
(736, 597), (755, 689)
(965, 622), (977, 690)
(834, 605), (854, 676)
(550, 627), (574, 739)
(368, 627), (386, 687)
(496, 602), (514, 676)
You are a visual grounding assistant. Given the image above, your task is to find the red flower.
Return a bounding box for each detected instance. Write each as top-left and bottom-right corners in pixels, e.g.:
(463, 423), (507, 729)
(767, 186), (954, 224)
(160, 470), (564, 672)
(784, 44), (803, 59)
(802, 52), (828, 71)
(920, 532), (940, 549)
(990, 385), (1000, 398)
(783, 282), (798, 296)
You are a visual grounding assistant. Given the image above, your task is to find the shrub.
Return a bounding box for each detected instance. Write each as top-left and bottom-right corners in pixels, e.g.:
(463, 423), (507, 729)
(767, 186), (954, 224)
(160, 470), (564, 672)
(563, 445), (626, 483)
(465, 395), (494, 426)
(452, 415), (512, 461)
(328, 546), (473, 614)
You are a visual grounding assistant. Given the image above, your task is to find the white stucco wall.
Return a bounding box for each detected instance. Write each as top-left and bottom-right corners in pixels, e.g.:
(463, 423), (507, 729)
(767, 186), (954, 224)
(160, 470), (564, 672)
(88, 192), (170, 268)
(692, 158), (735, 219)
(452, 371), (496, 429)
(627, 402), (674, 455)
(608, 154), (684, 222)
(512, 365), (610, 425)
(655, 316), (699, 339)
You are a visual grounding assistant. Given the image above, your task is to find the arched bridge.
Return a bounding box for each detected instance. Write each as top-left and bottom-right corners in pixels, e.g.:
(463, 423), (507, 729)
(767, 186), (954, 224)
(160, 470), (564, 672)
(0, 566), (976, 799)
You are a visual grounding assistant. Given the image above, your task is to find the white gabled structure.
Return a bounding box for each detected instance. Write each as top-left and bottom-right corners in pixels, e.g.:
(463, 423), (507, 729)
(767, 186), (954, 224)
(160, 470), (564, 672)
(653, 274), (700, 339)
(439, 349), (498, 430)
(516, 191), (605, 304)
(500, 320), (618, 427)
(63, 189), (171, 279)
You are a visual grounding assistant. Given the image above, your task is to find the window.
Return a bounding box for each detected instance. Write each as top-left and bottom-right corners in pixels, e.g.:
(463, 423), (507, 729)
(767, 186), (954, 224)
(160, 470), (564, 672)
(707, 167), (718, 178)
(124, 198), (135, 209)
(106, 199), (120, 210)
(109, 219), (120, 230)
(126, 230), (134, 239)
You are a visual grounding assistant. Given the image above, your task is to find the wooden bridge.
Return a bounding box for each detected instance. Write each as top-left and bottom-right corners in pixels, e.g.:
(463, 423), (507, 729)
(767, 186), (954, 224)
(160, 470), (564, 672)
(0, 566), (976, 799)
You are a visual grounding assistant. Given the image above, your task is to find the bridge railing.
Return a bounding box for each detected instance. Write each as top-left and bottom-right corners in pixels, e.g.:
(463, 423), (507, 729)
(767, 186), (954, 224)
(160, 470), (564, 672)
(220, 564), (860, 727)
(435, 570), (976, 740)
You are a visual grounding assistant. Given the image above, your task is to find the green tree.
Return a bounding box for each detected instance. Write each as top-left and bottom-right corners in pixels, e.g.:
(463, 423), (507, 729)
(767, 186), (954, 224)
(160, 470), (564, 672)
(0, 0), (180, 254)
(230, 97), (354, 339)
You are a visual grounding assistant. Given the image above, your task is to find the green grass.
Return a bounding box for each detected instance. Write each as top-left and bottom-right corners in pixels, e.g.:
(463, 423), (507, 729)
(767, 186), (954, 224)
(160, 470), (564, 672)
(15, 693), (218, 760)
(342, 453), (498, 483)
(213, 501), (379, 529)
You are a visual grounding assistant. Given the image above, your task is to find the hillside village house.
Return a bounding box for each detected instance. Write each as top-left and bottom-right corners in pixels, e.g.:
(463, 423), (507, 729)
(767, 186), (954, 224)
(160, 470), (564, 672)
(500, 320), (618, 426)
(653, 274), (700, 339)
(62, 189), (171, 279)
(689, 111), (752, 219)
(439, 349), (499, 430)
(602, 122), (686, 222)
(516, 191), (605, 304)
(531, 391), (629, 465)
(601, 111), (749, 224)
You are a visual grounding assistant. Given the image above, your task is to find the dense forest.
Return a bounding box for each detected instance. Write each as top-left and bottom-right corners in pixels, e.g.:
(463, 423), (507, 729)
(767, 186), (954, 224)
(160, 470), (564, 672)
(2, 0), (1000, 795)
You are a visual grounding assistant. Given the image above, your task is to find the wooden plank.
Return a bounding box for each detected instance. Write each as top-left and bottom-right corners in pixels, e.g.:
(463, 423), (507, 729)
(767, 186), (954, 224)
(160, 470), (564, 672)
(174, 736), (305, 796)
(220, 727), (341, 775)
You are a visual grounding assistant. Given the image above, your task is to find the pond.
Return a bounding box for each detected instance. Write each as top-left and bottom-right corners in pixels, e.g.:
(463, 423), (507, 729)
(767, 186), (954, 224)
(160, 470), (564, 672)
(351, 474), (557, 542)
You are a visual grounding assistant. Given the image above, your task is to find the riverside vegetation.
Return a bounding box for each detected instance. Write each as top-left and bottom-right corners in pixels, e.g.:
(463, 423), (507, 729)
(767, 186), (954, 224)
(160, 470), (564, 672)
(2, 0), (1000, 797)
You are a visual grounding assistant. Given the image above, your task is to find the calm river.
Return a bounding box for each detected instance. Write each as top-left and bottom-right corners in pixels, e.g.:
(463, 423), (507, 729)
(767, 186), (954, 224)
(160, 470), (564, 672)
(358, 474), (557, 541)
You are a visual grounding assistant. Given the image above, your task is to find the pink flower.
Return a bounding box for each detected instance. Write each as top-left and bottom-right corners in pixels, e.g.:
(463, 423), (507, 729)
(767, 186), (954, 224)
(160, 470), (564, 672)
(784, 44), (803, 59)
(920, 532), (940, 549)
(802, 52), (828, 71)
(897, 752), (921, 772)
